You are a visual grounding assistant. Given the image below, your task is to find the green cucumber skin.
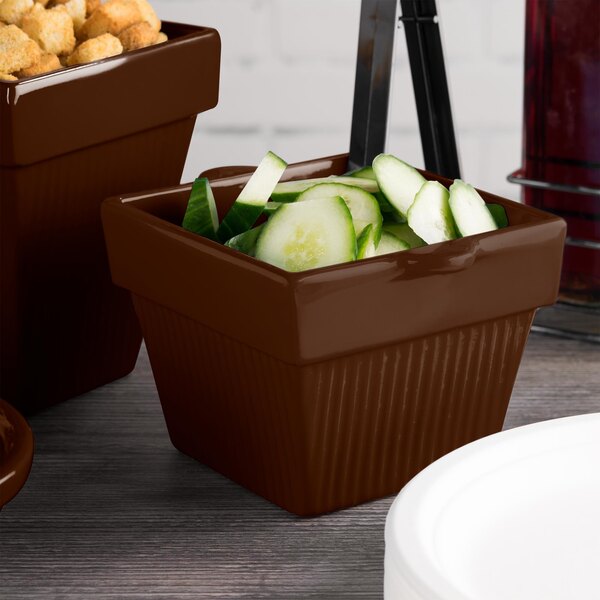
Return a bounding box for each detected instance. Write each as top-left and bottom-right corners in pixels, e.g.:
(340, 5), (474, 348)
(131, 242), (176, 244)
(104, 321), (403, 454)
(217, 202), (264, 243)
(372, 154), (426, 219)
(217, 151), (287, 242)
(296, 183), (383, 245)
(271, 176), (379, 203)
(487, 203), (509, 228)
(382, 222), (426, 248)
(269, 191), (300, 204)
(182, 178), (218, 241)
(347, 166), (377, 181)
(356, 224), (375, 259)
(375, 231), (410, 256)
(225, 225), (264, 257)
(263, 202), (283, 214)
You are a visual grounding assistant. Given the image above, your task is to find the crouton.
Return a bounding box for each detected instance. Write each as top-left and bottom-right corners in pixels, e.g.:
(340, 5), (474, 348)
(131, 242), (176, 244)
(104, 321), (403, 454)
(78, 0), (142, 40)
(118, 20), (156, 51)
(35, 0), (51, 6)
(131, 0), (159, 32)
(21, 4), (76, 55)
(16, 50), (60, 76)
(0, 24), (42, 73)
(66, 32), (121, 65)
(0, 72), (19, 80)
(85, 0), (100, 16)
(0, 0), (34, 25)
(57, 0), (85, 30)
(153, 31), (166, 45)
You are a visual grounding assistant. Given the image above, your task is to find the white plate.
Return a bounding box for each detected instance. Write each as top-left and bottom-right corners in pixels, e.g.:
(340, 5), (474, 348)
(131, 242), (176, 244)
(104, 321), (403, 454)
(384, 413), (600, 600)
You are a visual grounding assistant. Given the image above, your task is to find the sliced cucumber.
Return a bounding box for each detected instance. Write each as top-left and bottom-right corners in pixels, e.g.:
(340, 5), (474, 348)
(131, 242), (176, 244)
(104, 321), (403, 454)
(346, 165), (377, 181)
(296, 183), (383, 244)
(344, 166), (400, 216)
(263, 202), (283, 215)
(255, 197), (356, 272)
(357, 224), (376, 259)
(217, 151), (287, 242)
(372, 154), (426, 219)
(449, 180), (498, 237)
(182, 178), (219, 241)
(271, 176), (379, 203)
(225, 225), (264, 257)
(375, 231), (410, 256)
(382, 222), (426, 248)
(487, 203), (509, 228)
(407, 180), (457, 244)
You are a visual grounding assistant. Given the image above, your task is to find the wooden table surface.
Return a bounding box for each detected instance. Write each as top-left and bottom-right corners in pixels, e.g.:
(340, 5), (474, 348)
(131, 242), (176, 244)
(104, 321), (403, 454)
(1, 333), (599, 599)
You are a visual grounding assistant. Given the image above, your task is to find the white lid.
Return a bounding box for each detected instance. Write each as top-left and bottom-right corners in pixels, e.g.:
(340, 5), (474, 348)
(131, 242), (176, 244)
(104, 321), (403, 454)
(384, 413), (600, 600)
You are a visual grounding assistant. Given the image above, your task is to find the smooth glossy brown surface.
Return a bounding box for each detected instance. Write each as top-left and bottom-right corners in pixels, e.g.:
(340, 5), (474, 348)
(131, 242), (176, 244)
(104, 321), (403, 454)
(0, 399), (34, 509)
(0, 23), (221, 414)
(102, 153), (566, 515)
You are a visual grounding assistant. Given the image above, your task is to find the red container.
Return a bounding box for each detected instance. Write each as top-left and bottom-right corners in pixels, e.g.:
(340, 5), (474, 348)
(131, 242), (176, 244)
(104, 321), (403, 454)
(102, 154), (565, 516)
(0, 23), (221, 413)
(514, 0), (600, 305)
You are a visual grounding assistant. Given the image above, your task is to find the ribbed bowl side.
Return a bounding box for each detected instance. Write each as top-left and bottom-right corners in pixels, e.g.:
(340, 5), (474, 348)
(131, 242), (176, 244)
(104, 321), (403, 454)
(133, 295), (310, 514)
(300, 311), (535, 514)
(0, 118), (195, 413)
(134, 294), (534, 516)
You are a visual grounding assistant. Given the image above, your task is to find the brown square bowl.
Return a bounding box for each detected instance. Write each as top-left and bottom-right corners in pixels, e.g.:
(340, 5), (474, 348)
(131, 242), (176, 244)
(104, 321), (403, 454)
(101, 153), (565, 516)
(0, 22), (221, 414)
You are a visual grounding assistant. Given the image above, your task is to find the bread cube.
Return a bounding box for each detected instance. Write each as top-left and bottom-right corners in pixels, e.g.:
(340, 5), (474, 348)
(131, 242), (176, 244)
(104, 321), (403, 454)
(85, 0), (100, 16)
(154, 31), (167, 45)
(16, 50), (60, 76)
(118, 20), (156, 51)
(78, 0), (142, 40)
(0, 0), (34, 25)
(66, 32), (122, 65)
(131, 0), (159, 32)
(57, 0), (85, 30)
(0, 23), (42, 72)
(0, 72), (19, 80)
(21, 4), (76, 55)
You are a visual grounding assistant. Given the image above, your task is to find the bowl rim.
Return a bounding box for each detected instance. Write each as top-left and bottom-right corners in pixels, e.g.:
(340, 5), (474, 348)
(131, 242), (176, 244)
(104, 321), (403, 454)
(0, 21), (218, 87)
(106, 156), (564, 281)
(0, 399), (34, 509)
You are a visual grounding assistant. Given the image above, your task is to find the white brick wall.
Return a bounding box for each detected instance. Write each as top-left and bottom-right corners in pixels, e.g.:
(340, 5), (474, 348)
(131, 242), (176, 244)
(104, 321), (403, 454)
(153, 0), (525, 200)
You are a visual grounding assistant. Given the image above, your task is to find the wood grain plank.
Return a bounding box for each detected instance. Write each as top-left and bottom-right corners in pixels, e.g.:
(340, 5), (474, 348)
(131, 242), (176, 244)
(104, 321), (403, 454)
(1, 333), (598, 599)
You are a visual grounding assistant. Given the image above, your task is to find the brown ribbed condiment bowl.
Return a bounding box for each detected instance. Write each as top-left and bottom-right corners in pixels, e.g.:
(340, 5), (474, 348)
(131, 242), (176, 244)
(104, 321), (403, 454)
(101, 153), (565, 516)
(0, 22), (221, 414)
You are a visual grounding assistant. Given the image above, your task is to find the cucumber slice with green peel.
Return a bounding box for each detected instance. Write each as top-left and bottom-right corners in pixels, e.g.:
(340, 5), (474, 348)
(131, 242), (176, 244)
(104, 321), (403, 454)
(296, 182), (383, 244)
(225, 225), (264, 257)
(375, 231), (410, 256)
(182, 178), (219, 241)
(271, 176), (379, 203)
(407, 180), (458, 244)
(255, 197), (356, 272)
(357, 224), (376, 259)
(487, 203), (509, 228)
(346, 165), (377, 181)
(345, 166), (397, 215)
(449, 180), (498, 237)
(263, 202), (283, 215)
(382, 222), (426, 248)
(372, 153), (427, 218)
(217, 151), (287, 242)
